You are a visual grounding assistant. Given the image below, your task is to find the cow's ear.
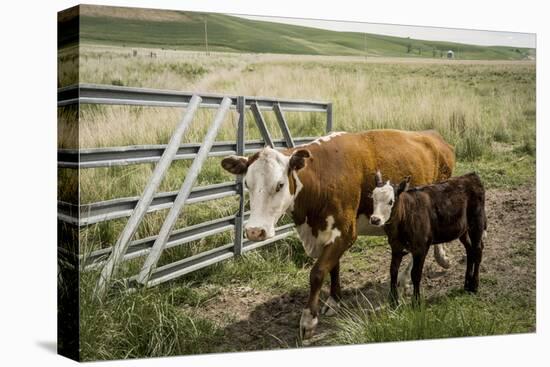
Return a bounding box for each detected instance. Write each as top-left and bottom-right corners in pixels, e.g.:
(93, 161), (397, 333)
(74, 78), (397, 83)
(375, 170), (383, 187)
(397, 176), (411, 195)
(289, 149), (311, 171)
(221, 155), (249, 175)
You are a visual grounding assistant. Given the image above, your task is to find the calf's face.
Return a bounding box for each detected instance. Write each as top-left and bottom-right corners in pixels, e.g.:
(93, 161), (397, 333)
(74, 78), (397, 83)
(221, 147), (310, 241)
(370, 171), (410, 226)
(371, 183), (395, 226)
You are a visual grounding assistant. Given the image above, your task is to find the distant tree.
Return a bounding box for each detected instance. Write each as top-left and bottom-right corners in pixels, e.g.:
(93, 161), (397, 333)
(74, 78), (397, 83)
(433, 47), (437, 58)
(406, 37), (412, 53)
(418, 47), (422, 55)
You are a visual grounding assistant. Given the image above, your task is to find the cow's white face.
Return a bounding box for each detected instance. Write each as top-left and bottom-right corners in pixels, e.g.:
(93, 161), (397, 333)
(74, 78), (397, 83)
(370, 182), (395, 226)
(221, 147), (310, 241)
(245, 148), (293, 239)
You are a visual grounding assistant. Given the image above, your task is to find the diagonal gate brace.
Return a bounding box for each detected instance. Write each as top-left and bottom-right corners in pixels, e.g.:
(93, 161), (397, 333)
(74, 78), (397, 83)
(273, 102), (295, 148)
(137, 96), (233, 286)
(250, 102), (274, 148)
(94, 95), (202, 299)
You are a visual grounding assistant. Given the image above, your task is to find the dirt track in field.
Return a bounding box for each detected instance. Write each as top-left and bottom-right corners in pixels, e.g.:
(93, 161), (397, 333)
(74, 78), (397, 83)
(183, 184), (536, 352)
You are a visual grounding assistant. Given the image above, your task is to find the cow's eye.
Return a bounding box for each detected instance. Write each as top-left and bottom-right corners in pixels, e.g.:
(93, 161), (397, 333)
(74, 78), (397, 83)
(275, 182), (284, 192)
(388, 199), (394, 206)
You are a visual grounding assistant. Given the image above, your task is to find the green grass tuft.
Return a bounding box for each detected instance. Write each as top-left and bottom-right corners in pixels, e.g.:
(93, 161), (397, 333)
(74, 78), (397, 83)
(80, 274), (221, 360)
(330, 293), (533, 344)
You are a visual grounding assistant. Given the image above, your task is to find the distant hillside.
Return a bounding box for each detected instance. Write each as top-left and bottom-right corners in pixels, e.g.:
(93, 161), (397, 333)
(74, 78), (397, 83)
(77, 5), (534, 60)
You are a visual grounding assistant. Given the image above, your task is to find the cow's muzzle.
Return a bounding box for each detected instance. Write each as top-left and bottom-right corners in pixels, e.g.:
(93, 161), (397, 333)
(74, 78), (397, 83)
(245, 227), (267, 241)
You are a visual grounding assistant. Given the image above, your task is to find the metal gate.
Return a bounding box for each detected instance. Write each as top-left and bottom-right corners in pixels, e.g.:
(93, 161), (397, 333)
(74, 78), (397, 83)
(57, 84), (332, 297)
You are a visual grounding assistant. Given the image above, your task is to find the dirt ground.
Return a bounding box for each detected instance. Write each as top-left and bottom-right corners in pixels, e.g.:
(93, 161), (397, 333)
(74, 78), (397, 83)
(183, 184), (536, 352)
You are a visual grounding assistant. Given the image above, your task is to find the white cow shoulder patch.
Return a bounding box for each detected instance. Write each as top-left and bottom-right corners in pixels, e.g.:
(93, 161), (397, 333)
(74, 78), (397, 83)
(311, 131), (347, 145)
(297, 131), (347, 147)
(296, 215), (341, 258)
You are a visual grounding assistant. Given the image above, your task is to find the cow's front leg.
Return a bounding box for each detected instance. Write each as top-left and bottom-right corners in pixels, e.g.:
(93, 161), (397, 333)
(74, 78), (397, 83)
(300, 236), (350, 339)
(321, 262), (341, 316)
(300, 262), (324, 339)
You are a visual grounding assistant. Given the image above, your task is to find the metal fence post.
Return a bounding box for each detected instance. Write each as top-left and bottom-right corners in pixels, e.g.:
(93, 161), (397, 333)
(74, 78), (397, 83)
(250, 102), (274, 148)
(273, 103), (295, 148)
(326, 102), (333, 133)
(137, 96), (233, 286)
(233, 96), (245, 256)
(94, 95), (202, 299)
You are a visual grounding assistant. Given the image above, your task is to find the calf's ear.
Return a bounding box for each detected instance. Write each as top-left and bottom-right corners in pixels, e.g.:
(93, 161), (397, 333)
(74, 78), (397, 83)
(221, 155), (249, 175)
(396, 175), (411, 195)
(289, 149), (311, 171)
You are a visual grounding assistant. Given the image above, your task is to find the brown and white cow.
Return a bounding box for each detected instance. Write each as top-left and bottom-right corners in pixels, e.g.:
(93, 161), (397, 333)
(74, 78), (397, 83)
(221, 129), (455, 338)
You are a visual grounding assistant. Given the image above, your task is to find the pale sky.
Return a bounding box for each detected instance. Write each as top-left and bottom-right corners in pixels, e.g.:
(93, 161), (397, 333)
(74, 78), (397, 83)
(235, 14), (535, 48)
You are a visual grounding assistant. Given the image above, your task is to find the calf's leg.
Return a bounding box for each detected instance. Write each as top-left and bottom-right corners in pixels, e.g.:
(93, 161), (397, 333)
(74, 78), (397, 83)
(459, 233), (475, 292)
(462, 211), (485, 293)
(389, 250), (405, 307)
(471, 239), (484, 292)
(468, 223), (484, 293)
(411, 250), (427, 306)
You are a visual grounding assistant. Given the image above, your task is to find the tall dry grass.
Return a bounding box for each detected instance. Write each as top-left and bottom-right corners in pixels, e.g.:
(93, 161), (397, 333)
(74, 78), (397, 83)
(71, 45), (535, 269)
(74, 46), (535, 155)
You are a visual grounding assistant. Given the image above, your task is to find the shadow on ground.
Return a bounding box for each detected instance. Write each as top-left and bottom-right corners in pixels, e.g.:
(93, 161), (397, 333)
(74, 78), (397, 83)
(212, 280), (389, 352)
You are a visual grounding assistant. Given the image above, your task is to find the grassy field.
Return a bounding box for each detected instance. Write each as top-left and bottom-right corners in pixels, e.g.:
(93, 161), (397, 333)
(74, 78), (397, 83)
(74, 5), (534, 60)
(57, 43), (536, 360)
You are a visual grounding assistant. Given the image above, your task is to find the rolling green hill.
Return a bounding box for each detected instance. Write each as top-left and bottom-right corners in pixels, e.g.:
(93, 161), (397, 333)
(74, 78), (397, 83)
(77, 5), (534, 60)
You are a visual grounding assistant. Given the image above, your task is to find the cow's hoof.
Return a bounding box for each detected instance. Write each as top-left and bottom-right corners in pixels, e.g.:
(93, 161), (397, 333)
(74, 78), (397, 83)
(321, 296), (339, 316)
(438, 258), (451, 269)
(299, 309), (318, 339)
(434, 245), (451, 269)
(397, 268), (412, 290)
(464, 278), (479, 293)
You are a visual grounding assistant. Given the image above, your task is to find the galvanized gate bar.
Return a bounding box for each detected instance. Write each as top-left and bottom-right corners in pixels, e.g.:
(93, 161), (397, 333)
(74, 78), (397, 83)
(326, 103), (333, 133)
(94, 95), (202, 299)
(137, 97), (233, 285)
(273, 103), (295, 148)
(82, 212), (245, 269)
(138, 244), (236, 287)
(58, 84), (330, 112)
(242, 224), (296, 253)
(58, 138), (317, 169)
(59, 182), (238, 226)
(250, 102), (274, 148)
(132, 223), (296, 288)
(234, 96), (245, 256)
